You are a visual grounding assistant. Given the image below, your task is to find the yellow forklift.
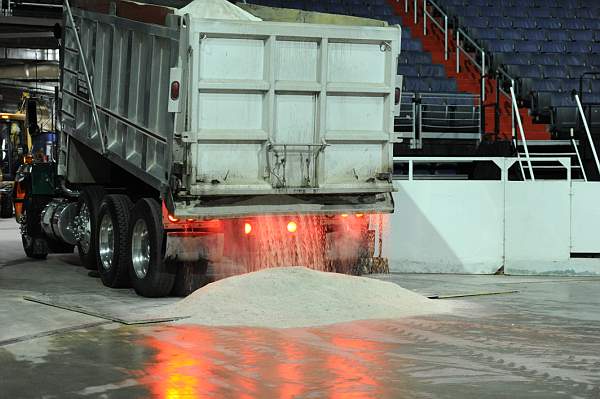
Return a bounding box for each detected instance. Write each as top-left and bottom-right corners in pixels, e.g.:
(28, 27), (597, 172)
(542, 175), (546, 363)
(0, 111), (28, 218)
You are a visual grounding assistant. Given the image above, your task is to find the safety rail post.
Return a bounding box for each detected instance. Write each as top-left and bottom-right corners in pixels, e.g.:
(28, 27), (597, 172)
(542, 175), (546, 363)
(481, 52), (486, 102)
(571, 129), (588, 182)
(404, 0), (409, 13)
(444, 15), (448, 60)
(64, 0), (106, 155)
(510, 86), (534, 181)
(510, 79), (515, 137)
(574, 93), (600, 177)
(423, 0), (426, 35)
(456, 29), (460, 73)
(414, 0), (418, 23)
(423, 0), (448, 60)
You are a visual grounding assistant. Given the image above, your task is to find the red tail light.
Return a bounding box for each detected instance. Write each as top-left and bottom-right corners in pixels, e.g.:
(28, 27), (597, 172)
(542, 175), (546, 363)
(244, 222), (252, 235)
(287, 221), (297, 233)
(355, 213), (364, 218)
(167, 214), (179, 223)
(170, 81), (180, 100)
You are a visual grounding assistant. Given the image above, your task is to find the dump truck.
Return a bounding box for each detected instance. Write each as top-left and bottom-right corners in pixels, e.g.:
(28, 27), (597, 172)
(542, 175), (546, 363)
(14, 0), (399, 297)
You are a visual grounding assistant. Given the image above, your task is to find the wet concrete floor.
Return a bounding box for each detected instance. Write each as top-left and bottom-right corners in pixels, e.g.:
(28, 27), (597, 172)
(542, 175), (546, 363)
(1, 219), (600, 398)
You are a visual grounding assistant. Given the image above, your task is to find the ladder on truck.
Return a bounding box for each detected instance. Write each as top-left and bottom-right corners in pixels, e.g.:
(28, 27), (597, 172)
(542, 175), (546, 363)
(61, 0), (106, 154)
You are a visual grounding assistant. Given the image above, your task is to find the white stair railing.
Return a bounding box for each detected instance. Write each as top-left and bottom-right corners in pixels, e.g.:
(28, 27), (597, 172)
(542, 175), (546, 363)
(509, 86), (534, 181)
(570, 132), (587, 182)
(574, 93), (600, 178)
(423, 0), (448, 60)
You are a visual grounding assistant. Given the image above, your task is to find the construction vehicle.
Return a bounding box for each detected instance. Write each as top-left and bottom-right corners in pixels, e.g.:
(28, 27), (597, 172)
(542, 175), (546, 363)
(0, 112), (27, 218)
(1, 90), (58, 219)
(14, 0), (399, 297)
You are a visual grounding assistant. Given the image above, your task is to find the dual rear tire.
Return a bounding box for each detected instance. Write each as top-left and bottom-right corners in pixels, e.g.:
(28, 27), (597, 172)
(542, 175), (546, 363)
(128, 198), (176, 297)
(78, 192), (202, 297)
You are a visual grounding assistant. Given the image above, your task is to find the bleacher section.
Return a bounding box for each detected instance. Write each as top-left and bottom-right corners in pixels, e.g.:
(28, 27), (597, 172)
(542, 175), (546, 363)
(435, 0), (600, 136)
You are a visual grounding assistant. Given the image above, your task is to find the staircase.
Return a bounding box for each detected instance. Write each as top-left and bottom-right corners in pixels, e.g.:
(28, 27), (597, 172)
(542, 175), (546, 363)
(388, 0), (551, 140)
(515, 139), (586, 180)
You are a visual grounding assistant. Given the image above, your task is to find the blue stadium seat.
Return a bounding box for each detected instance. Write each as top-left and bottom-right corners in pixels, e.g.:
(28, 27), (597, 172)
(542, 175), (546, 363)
(505, 64), (542, 78)
(418, 64), (447, 78)
(522, 29), (546, 41)
(484, 39), (515, 53)
(542, 65), (569, 79)
(560, 18), (586, 30)
(570, 30), (593, 42)
(511, 18), (537, 29)
(540, 41), (566, 53)
(536, 18), (562, 29)
(527, 8), (552, 18)
(469, 27), (497, 40)
(515, 41), (541, 53)
(545, 30), (570, 42)
(401, 38), (423, 51)
(398, 51), (432, 65)
(403, 79), (431, 93)
(565, 41), (591, 54)
(488, 18), (513, 29)
(500, 29), (523, 40)
(397, 64), (419, 77)
(428, 78), (458, 93)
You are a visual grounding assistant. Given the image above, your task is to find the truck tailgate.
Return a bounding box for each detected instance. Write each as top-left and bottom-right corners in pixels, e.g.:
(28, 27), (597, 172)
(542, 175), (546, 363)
(184, 19), (400, 196)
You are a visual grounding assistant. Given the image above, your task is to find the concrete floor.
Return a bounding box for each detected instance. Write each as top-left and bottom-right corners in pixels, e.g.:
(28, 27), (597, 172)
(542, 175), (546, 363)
(1, 218), (600, 398)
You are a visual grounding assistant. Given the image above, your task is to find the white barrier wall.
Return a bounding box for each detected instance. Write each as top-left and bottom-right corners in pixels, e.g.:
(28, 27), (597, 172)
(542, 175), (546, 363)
(384, 177), (600, 276)
(571, 182), (600, 253)
(383, 181), (504, 274)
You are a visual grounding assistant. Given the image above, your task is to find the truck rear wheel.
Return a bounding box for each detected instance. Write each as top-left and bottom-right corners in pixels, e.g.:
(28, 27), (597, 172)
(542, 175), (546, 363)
(75, 186), (106, 270)
(129, 198), (176, 297)
(96, 194), (133, 288)
(171, 260), (213, 297)
(0, 195), (12, 218)
(22, 235), (48, 260)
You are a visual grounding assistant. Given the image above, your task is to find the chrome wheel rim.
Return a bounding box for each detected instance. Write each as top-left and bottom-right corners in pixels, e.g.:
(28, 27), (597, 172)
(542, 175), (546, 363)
(98, 213), (114, 270)
(131, 218), (150, 279)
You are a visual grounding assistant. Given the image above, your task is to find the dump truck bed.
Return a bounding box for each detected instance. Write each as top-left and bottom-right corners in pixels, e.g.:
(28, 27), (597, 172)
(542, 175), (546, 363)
(60, 1), (400, 217)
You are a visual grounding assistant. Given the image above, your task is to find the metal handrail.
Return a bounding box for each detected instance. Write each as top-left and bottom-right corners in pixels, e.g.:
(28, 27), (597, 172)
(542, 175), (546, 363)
(574, 93), (600, 177)
(509, 86), (534, 181)
(64, 0), (106, 154)
(456, 28), (486, 102)
(571, 133), (587, 182)
(423, 0), (448, 60)
(496, 67), (516, 137)
(393, 156), (571, 181)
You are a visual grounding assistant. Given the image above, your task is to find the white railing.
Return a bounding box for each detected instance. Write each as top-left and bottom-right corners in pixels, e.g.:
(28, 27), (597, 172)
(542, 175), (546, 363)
(571, 130), (587, 182)
(509, 86), (534, 181)
(456, 28), (486, 102)
(574, 93), (600, 177)
(423, 0), (448, 60)
(496, 67), (516, 137)
(393, 156), (572, 182)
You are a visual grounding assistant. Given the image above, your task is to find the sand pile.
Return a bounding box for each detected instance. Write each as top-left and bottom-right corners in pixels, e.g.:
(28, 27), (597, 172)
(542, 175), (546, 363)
(166, 267), (451, 328)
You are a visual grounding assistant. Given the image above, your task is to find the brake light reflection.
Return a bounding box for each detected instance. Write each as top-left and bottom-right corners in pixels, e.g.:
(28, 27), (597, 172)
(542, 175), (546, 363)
(286, 221), (297, 233)
(244, 223), (252, 235)
(167, 214), (180, 223)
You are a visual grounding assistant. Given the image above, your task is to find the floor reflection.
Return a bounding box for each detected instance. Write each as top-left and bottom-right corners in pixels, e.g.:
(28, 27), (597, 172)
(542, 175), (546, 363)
(139, 323), (395, 398)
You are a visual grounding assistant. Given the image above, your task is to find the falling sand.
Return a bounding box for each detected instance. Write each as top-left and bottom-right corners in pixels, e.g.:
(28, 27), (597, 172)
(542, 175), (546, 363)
(165, 267), (452, 328)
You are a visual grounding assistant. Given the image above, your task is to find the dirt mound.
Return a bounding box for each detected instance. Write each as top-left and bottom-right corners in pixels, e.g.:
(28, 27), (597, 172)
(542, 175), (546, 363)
(166, 267), (451, 328)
